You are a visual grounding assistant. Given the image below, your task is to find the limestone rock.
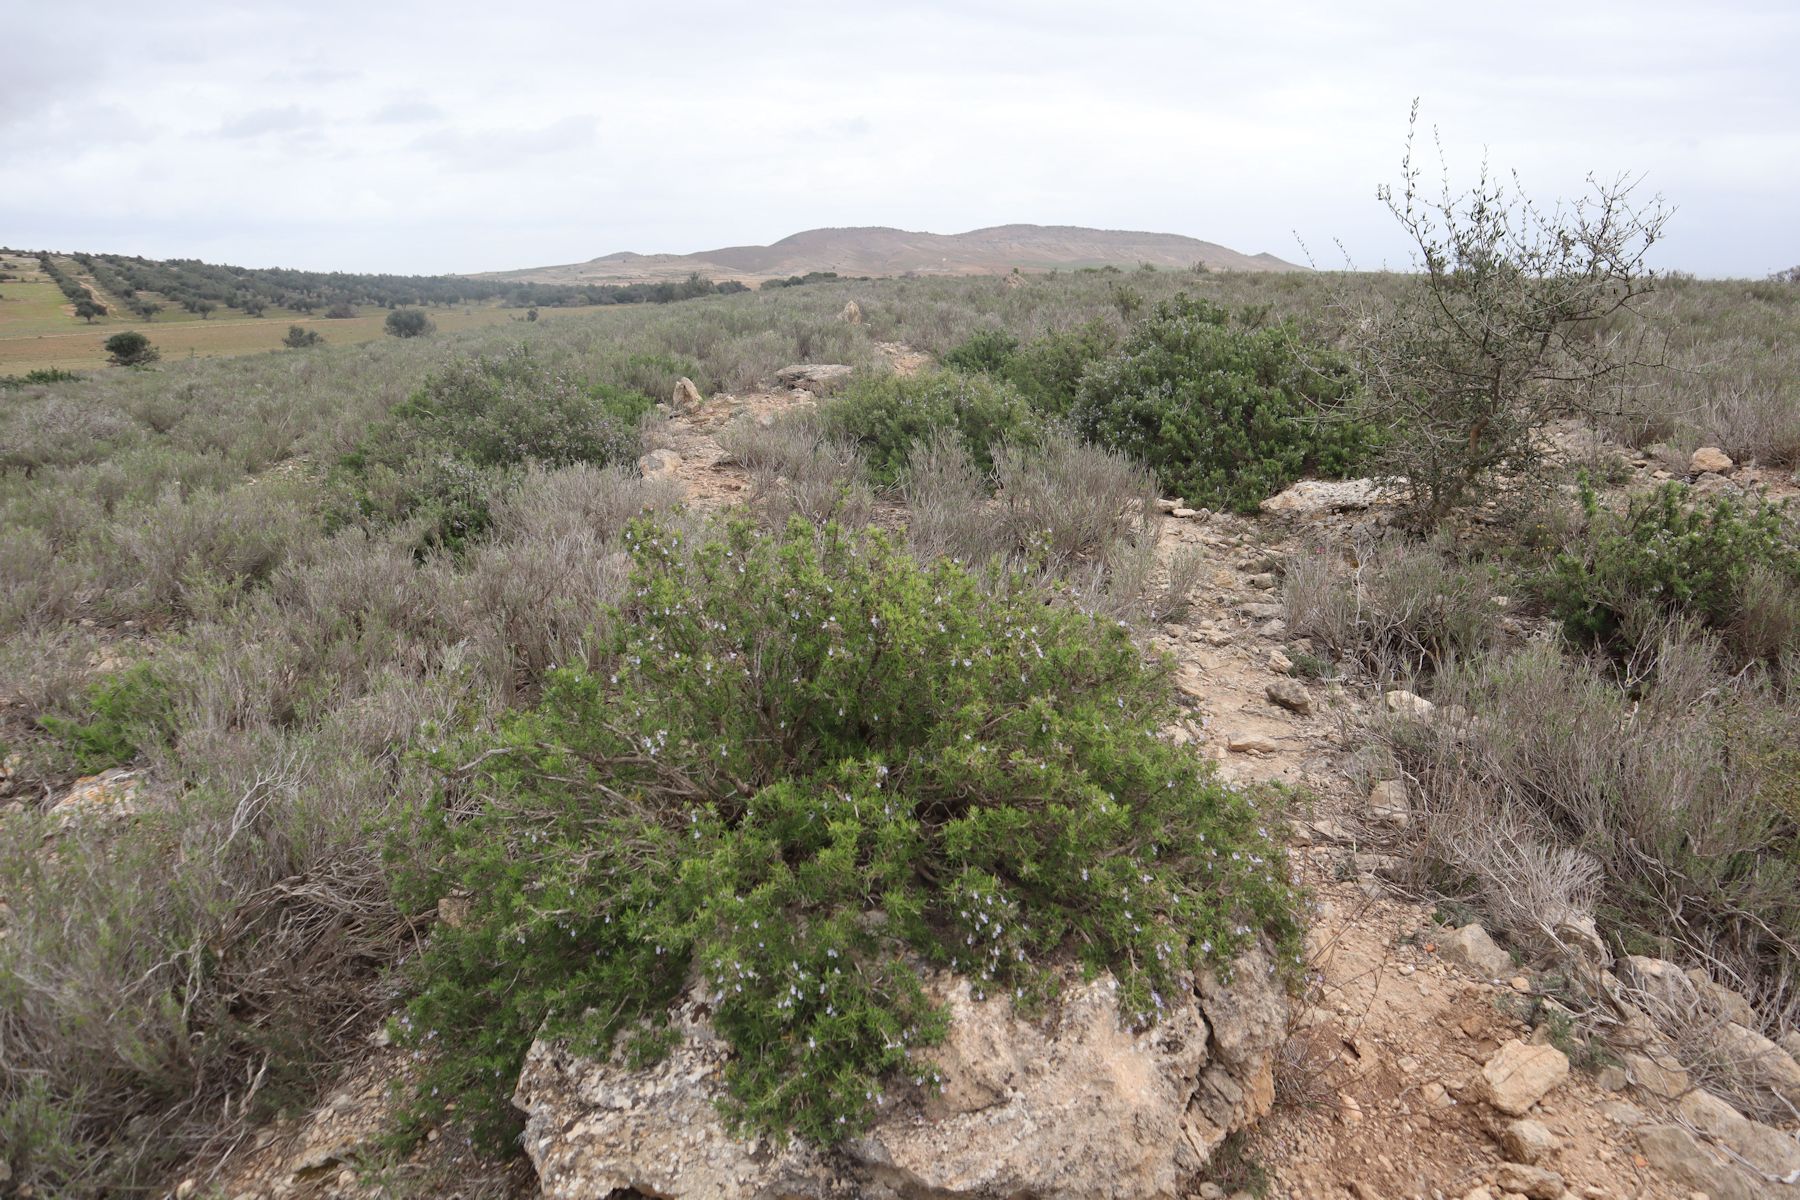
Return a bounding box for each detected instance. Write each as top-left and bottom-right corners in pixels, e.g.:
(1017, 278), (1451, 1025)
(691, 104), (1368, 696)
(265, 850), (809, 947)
(1366, 779), (1410, 828)
(1620, 1050), (1690, 1099)
(51, 768), (141, 823)
(514, 951), (1288, 1200)
(1492, 1161), (1564, 1199)
(1259, 478), (1383, 516)
(840, 300), (864, 325)
(1440, 924), (1513, 979)
(1265, 679), (1313, 716)
(1683, 967), (1757, 1026)
(1226, 732), (1279, 755)
(1383, 689), (1436, 719)
(1677, 1088), (1800, 1179)
(1637, 1123), (1759, 1200)
(1689, 446), (1734, 474)
(775, 363), (857, 395)
(1616, 955), (1700, 1019)
(1499, 1118), (1560, 1165)
(638, 448), (682, 479)
(1716, 1020), (1800, 1110)
(1479, 1040), (1569, 1115)
(672, 376), (704, 412)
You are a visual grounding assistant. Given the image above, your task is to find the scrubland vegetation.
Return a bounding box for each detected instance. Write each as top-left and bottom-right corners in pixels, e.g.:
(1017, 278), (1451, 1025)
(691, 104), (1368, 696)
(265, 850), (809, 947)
(2, 214), (1798, 1193)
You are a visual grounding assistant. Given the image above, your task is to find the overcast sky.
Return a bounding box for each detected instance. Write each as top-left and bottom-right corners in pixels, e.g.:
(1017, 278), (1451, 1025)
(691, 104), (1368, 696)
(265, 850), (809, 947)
(5, 1), (1795, 277)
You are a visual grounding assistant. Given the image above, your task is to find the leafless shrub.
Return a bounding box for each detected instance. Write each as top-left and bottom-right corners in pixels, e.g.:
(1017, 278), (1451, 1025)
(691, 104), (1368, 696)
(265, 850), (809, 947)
(490, 462), (680, 545)
(991, 432), (1158, 574)
(719, 413), (874, 529)
(1150, 545), (1207, 624)
(1284, 535), (1500, 683)
(1390, 629), (1800, 1026)
(902, 430), (1006, 563)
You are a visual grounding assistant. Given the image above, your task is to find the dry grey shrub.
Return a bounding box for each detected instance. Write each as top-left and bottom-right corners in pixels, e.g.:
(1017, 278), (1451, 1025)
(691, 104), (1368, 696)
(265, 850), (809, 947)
(1283, 534), (1501, 683)
(903, 429), (1162, 622)
(717, 412), (874, 529)
(1389, 626), (1800, 1029)
(1150, 545), (1207, 623)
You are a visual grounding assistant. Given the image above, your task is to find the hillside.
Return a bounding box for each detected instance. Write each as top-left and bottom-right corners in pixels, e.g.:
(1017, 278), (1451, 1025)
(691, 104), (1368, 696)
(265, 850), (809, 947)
(483, 223), (1306, 285)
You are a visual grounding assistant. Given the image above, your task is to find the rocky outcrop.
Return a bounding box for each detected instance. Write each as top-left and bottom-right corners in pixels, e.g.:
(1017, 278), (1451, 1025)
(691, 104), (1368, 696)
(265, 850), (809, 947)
(512, 947), (1288, 1200)
(775, 363), (856, 395)
(1259, 478), (1384, 516)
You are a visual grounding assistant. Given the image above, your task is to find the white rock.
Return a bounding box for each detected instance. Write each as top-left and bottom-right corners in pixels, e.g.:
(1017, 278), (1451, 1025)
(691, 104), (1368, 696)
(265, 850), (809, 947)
(513, 951), (1288, 1200)
(1259, 478), (1384, 516)
(1479, 1039), (1569, 1115)
(1383, 689), (1436, 719)
(1689, 446), (1734, 474)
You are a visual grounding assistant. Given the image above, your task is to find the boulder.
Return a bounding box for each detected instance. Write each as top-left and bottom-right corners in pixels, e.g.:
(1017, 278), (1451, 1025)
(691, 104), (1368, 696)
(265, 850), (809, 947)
(1616, 955), (1701, 1019)
(1683, 967), (1757, 1026)
(1637, 1124), (1759, 1200)
(1259, 479), (1383, 517)
(1479, 1040), (1569, 1115)
(1620, 1050), (1690, 1099)
(514, 949), (1289, 1200)
(1677, 1088), (1800, 1179)
(1716, 1021), (1800, 1111)
(1689, 446), (1734, 474)
(638, 449), (682, 479)
(1440, 924), (1513, 980)
(1366, 779), (1410, 828)
(1265, 680), (1313, 716)
(672, 376), (704, 413)
(51, 768), (142, 824)
(1383, 689), (1436, 719)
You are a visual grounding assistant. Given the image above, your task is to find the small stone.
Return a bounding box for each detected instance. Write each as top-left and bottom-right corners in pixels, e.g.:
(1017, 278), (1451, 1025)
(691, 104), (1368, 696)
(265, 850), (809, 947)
(1171, 507), (1200, 519)
(1256, 618), (1287, 639)
(1510, 976), (1532, 993)
(1267, 649), (1294, 674)
(1598, 1098), (1645, 1126)
(1501, 1118), (1560, 1164)
(1688, 446), (1733, 474)
(1480, 1039), (1570, 1115)
(1594, 1065), (1627, 1092)
(1266, 679), (1313, 716)
(1338, 1093), (1363, 1123)
(176, 1180), (199, 1200)
(1246, 572), (1278, 590)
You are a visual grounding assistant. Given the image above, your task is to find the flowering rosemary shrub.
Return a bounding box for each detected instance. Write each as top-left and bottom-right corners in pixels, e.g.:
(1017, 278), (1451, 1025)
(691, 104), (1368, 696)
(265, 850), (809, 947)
(394, 518), (1300, 1148)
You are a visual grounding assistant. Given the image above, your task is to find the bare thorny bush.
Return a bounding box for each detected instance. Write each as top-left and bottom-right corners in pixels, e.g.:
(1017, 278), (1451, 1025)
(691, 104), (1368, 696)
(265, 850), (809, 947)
(1339, 101), (1671, 526)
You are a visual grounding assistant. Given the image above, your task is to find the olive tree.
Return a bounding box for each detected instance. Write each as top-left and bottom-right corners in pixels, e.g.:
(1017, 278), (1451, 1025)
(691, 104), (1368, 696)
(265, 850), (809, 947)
(103, 330), (160, 367)
(385, 308), (434, 338)
(1344, 103), (1670, 525)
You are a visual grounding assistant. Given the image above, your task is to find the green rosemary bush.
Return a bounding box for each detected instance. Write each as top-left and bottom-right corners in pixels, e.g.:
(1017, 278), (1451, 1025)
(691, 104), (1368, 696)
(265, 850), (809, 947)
(395, 518), (1299, 1148)
(1070, 295), (1369, 512)
(1548, 481), (1800, 663)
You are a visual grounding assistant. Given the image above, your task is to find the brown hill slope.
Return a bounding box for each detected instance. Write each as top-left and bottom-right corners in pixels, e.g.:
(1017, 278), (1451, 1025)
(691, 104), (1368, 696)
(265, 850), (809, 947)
(481, 224), (1304, 284)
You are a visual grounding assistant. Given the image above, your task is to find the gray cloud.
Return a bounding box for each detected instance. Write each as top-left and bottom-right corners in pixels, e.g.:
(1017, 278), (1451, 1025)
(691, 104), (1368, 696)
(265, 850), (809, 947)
(219, 105), (321, 138)
(1, 0), (1794, 276)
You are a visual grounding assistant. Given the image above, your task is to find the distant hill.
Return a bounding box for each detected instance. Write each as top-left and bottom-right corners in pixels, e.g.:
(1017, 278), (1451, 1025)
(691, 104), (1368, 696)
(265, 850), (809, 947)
(481, 224), (1305, 285)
